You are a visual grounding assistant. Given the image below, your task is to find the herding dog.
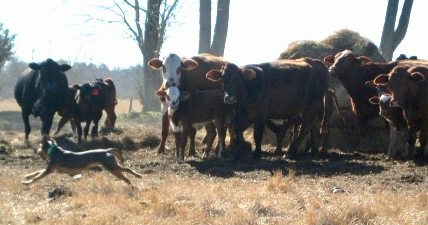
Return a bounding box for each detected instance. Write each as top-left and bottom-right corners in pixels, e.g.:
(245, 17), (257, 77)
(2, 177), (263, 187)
(22, 136), (142, 185)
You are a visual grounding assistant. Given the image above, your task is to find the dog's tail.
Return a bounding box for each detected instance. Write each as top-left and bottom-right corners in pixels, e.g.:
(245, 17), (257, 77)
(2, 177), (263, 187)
(107, 148), (124, 164)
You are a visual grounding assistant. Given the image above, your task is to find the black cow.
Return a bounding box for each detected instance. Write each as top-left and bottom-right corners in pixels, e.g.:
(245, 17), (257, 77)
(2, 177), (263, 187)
(14, 59), (71, 140)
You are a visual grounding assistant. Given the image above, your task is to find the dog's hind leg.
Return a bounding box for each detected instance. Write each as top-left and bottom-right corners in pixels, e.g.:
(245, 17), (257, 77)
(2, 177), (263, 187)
(120, 166), (143, 178)
(110, 170), (131, 184)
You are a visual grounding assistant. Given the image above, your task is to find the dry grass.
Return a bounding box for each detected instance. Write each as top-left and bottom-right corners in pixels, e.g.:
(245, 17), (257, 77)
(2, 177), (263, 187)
(2, 101), (428, 224)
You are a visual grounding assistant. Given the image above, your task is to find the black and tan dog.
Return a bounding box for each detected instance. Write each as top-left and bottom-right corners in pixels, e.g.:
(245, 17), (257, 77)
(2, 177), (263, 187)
(22, 136), (142, 185)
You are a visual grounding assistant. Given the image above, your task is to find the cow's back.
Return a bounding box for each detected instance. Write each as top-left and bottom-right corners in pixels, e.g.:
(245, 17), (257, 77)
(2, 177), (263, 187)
(180, 54), (227, 91)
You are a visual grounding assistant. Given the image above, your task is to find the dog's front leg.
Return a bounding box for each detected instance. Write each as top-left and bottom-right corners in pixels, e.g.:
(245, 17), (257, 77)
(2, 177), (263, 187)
(22, 168), (53, 185)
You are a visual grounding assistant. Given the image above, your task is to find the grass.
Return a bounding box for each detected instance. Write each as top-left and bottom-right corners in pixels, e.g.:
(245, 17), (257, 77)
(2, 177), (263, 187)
(2, 98), (428, 224)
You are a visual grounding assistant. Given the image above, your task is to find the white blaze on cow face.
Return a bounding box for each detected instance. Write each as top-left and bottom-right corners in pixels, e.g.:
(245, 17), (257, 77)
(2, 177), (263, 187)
(163, 54), (183, 88)
(166, 86), (181, 114)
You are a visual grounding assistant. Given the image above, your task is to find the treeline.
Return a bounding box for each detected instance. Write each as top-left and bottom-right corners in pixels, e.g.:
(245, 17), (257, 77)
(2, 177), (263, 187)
(0, 58), (143, 99)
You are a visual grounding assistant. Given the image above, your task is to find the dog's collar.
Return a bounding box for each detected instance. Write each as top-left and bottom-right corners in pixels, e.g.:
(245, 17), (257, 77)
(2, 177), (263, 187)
(47, 144), (58, 158)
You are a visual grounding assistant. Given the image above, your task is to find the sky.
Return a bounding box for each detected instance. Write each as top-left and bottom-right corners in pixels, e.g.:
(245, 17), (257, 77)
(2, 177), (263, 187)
(0, 0), (427, 69)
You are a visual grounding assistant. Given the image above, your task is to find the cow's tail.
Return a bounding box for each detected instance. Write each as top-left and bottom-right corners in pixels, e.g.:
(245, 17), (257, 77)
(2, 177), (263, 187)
(104, 78), (118, 105)
(329, 89), (346, 129)
(108, 148), (124, 164)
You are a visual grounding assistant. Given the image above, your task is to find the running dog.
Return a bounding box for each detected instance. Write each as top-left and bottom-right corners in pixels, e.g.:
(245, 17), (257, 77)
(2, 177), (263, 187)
(22, 136), (142, 185)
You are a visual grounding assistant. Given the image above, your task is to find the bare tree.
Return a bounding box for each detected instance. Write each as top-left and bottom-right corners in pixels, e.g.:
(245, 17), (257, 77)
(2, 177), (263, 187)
(89, 0), (179, 111)
(379, 0), (413, 61)
(198, 0), (230, 56)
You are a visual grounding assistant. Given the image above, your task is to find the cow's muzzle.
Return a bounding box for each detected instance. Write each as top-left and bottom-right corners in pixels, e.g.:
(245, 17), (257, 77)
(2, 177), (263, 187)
(224, 95), (237, 105)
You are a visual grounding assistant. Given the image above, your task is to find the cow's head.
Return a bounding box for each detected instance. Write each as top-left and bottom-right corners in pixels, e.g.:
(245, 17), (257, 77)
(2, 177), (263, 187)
(156, 86), (190, 115)
(73, 82), (102, 105)
(206, 63), (259, 105)
(30, 59), (71, 116)
(148, 53), (198, 88)
(373, 66), (426, 108)
(323, 50), (370, 79)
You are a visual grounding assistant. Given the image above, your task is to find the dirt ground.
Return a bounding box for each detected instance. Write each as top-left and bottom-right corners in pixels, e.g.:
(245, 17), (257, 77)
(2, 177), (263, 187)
(1, 100), (428, 224)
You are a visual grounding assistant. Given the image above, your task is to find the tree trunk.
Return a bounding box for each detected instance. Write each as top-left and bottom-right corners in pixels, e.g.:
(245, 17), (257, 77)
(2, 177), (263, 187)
(141, 0), (162, 112)
(198, 0), (230, 57)
(199, 0), (212, 54)
(379, 0), (413, 61)
(210, 0), (229, 56)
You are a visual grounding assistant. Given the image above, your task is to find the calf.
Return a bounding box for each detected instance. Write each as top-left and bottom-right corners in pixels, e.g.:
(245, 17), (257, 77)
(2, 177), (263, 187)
(14, 59), (71, 140)
(148, 53), (226, 154)
(373, 66), (428, 158)
(366, 80), (408, 158)
(206, 58), (329, 159)
(72, 78), (117, 142)
(157, 86), (230, 161)
(54, 85), (81, 136)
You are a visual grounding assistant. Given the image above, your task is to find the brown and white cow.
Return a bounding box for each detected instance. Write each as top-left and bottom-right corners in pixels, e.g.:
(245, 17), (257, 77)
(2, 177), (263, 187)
(373, 66), (428, 158)
(206, 58), (329, 159)
(157, 86), (230, 161)
(323, 50), (428, 124)
(148, 53), (227, 155)
(366, 80), (408, 158)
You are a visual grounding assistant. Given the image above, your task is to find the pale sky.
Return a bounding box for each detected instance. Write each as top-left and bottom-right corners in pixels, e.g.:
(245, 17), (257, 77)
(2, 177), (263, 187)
(0, 0), (426, 69)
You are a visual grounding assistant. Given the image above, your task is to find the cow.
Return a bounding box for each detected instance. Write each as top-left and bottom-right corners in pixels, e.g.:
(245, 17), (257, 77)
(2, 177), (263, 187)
(72, 78), (117, 143)
(396, 54), (418, 61)
(14, 58), (71, 141)
(366, 80), (408, 158)
(323, 49), (428, 123)
(206, 58), (329, 159)
(53, 85), (80, 136)
(372, 66), (428, 158)
(148, 53), (227, 155)
(156, 86), (230, 161)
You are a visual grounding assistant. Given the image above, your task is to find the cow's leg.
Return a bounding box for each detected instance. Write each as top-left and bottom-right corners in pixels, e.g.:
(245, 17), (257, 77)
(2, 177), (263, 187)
(407, 127), (418, 158)
(288, 109), (318, 158)
(21, 109), (31, 141)
(158, 105), (169, 154)
(104, 108), (117, 128)
(40, 112), (54, 136)
(253, 120), (265, 159)
(387, 125), (399, 159)
(76, 119), (83, 144)
(84, 120), (91, 139)
(202, 122), (216, 158)
(173, 131), (181, 160)
(54, 116), (70, 136)
(70, 118), (77, 134)
(214, 118), (227, 159)
(419, 125), (428, 159)
(179, 125), (191, 162)
(91, 119), (100, 137)
(188, 127), (197, 157)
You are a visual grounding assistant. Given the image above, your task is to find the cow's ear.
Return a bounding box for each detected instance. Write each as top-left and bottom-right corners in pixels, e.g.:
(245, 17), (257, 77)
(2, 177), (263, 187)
(155, 89), (166, 98)
(206, 70), (223, 82)
(365, 80), (376, 87)
(29, 63), (41, 70)
(73, 84), (81, 90)
(180, 91), (191, 101)
(182, 59), (198, 71)
(323, 55), (335, 64)
(369, 96), (380, 105)
(357, 56), (370, 65)
(243, 68), (256, 80)
(148, 58), (163, 70)
(59, 64), (71, 72)
(410, 72), (425, 83)
(373, 74), (389, 86)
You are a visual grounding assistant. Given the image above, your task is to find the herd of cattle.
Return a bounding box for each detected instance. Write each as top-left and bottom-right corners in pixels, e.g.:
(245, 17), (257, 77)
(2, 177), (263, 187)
(12, 50), (428, 161)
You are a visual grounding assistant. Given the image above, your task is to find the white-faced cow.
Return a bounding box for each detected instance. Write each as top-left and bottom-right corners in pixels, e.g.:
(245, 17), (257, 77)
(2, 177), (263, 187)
(206, 58), (329, 159)
(14, 59), (71, 141)
(157, 86), (230, 161)
(148, 53), (226, 155)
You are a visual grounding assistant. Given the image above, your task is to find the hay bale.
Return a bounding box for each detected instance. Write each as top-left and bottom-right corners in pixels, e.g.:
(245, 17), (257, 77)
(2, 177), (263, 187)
(279, 29), (385, 62)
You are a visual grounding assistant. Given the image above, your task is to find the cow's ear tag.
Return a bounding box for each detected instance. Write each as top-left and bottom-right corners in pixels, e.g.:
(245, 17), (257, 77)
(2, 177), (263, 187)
(92, 89), (99, 96)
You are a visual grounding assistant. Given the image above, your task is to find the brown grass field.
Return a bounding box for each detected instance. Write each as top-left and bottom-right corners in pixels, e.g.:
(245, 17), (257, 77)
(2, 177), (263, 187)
(1, 98), (428, 224)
